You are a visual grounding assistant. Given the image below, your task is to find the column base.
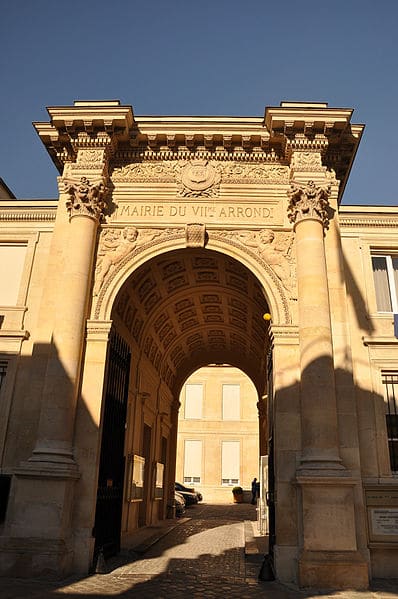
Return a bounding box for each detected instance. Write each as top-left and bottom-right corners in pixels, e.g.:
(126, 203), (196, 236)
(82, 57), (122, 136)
(0, 537), (73, 580)
(298, 550), (369, 589)
(0, 462), (80, 579)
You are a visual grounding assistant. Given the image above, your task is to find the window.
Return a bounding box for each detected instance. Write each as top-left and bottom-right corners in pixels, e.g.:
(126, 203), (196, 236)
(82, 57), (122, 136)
(222, 384), (240, 420)
(184, 440), (202, 484)
(372, 255), (398, 312)
(0, 244), (27, 305)
(382, 372), (398, 473)
(184, 476), (201, 484)
(221, 441), (240, 485)
(184, 384), (203, 419)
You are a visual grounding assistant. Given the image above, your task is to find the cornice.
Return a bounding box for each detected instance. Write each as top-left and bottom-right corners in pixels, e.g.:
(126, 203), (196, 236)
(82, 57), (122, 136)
(339, 216), (398, 228)
(0, 204), (56, 222)
(362, 336), (398, 347)
(112, 147), (282, 163)
(32, 100), (364, 207)
(264, 103), (355, 135)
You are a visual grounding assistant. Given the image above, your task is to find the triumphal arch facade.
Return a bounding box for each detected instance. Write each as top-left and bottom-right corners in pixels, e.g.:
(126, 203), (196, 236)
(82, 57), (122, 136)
(0, 100), (398, 589)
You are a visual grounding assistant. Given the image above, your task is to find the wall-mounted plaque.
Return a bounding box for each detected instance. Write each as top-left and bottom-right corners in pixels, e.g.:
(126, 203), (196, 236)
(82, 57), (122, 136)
(365, 486), (398, 543)
(154, 462), (164, 500)
(129, 455), (145, 502)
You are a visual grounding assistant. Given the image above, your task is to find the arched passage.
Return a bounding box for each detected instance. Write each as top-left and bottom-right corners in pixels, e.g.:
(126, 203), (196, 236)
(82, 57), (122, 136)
(93, 246), (272, 557)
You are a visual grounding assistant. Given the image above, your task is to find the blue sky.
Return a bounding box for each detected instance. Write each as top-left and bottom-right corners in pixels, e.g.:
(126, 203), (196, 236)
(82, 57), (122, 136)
(1, 0), (397, 205)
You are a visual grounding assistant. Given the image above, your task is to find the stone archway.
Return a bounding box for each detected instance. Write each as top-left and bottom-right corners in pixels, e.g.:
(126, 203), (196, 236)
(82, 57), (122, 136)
(89, 245), (274, 561)
(1, 101), (371, 589)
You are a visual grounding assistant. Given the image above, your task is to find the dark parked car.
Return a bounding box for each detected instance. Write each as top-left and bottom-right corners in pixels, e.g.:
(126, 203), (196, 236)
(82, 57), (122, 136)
(174, 491), (186, 516)
(175, 482), (203, 503)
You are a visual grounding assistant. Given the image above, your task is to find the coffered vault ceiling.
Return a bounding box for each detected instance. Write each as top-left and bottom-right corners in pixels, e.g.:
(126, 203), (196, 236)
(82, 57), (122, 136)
(112, 248), (271, 396)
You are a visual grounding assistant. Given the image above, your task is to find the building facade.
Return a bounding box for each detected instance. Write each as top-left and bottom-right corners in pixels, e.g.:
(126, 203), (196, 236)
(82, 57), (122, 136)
(176, 365), (259, 502)
(0, 100), (397, 589)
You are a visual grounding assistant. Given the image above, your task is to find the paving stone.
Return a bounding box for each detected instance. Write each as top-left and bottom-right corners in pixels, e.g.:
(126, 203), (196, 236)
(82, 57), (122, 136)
(0, 503), (397, 598)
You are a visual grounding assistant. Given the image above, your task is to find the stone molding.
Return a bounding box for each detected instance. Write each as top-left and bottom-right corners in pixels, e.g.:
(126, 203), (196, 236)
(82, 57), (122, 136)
(339, 216), (398, 228)
(112, 149), (283, 164)
(287, 180), (331, 228)
(270, 324), (299, 344)
(86, 319), (113, 341)
(0, 210), (56, 222)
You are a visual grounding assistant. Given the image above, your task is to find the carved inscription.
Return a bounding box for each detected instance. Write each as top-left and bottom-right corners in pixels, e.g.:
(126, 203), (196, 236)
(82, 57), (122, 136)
(111, 202), (275, 224)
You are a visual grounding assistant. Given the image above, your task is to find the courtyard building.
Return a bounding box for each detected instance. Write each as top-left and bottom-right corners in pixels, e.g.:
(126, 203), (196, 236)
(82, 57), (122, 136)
(176, 365), (260, 503)
(0, 100), (397, 589)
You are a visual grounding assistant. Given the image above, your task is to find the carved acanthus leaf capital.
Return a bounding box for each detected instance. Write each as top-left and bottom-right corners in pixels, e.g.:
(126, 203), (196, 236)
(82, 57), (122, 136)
(287, 180), (331, 228)
(61, 176), (108, 221)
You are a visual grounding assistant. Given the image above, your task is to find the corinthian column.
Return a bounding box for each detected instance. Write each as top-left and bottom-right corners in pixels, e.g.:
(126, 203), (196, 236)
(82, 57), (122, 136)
(288, 180), (344, 474)
(29, 174), (108, 469)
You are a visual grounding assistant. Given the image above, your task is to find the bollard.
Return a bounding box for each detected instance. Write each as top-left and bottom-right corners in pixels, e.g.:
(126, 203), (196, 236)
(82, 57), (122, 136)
(95, 548), (108, 575)
(258, 553), (275, 581)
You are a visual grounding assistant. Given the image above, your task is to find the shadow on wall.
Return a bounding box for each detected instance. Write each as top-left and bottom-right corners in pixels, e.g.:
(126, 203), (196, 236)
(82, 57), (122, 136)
(0, 341), (393, 587)
(341, 251), (375, 335)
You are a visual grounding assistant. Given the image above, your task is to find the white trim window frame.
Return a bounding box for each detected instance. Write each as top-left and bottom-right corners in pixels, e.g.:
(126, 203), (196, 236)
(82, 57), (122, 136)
(371, 254), (398, 313)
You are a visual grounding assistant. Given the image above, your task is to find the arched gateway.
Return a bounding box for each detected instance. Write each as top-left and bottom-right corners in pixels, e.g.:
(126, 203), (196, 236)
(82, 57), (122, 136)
(1, 100), (397, 589)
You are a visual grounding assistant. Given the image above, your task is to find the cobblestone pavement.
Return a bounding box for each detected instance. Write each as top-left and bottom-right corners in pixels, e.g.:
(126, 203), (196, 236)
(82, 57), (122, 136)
(1, 502), (398, 598)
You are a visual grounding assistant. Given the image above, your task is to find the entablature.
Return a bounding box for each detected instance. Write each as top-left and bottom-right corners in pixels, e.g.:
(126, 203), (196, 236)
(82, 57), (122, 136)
(33, 100), (364, 205)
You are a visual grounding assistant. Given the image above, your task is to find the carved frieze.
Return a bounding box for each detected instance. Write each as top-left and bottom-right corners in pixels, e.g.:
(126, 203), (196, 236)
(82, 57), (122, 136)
(112, 162), (176, 182)
(111, 159), (289, 187)
(291, 151), (323, 171)
(61, 176), (108, 221)
(76, 148), (107, 169)
(221, 163), (288, 183)
(287, 180), (331, 228)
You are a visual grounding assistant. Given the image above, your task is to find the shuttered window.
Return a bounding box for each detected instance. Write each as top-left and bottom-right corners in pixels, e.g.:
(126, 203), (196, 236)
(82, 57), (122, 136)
(184, 440), (202, 483)
(221, 441), (240, 485)
(184, 384), (203, 419)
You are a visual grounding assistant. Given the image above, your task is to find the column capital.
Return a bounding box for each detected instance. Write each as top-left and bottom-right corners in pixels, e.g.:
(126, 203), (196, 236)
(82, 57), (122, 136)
(60, 175), (108, 221)
(287, 180), (331, 229)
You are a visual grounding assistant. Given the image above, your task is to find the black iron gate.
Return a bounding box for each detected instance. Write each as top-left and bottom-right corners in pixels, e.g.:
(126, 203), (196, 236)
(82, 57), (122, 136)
(93, 329), (131, 560)
(260, 348), (276, 580)
(266, 349), (276, 556)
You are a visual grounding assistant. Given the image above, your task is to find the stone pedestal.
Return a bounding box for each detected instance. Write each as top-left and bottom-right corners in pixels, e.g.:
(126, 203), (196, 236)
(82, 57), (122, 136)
(297, 476), (368, 588)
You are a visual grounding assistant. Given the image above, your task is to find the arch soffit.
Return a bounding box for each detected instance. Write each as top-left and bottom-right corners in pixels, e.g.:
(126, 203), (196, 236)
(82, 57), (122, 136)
(93, 231), (291, 325)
